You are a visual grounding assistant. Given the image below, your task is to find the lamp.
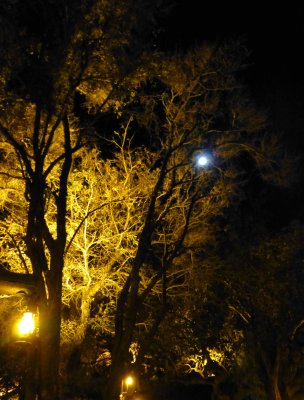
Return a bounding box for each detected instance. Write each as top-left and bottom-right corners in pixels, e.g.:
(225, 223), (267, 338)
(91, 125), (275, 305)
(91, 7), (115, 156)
(17, 311), (35, 337)
(120, 374), (134, 399)
(125, 376), (134, 391)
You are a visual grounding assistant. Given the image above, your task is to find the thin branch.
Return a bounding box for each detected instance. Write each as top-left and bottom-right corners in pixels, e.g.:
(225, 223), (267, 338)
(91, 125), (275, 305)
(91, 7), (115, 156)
(7, 231), (30, 274)
(33, 104), (41, 160)
(290, 320), (304, 340)
(43, 143), (82, 179)
(65, 199), (125, 255)
(228, 304), (251, 324)
(139, 270), (162, 303)
(0, 123), (34, 178)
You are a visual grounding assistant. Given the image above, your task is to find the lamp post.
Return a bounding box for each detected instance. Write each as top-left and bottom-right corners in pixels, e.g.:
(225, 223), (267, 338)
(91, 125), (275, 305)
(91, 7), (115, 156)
(120, 375), (134, 400)
(126, 376), (134, 393)
(0, 271), (38, 399)
(15, 310), (39, 400)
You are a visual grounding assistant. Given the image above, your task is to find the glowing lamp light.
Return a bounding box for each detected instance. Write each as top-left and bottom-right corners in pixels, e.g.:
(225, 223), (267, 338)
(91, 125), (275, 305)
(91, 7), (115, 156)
(120, 375), (135, 398)
(17, 312), (35, 336)
(125, 376), (134, 387)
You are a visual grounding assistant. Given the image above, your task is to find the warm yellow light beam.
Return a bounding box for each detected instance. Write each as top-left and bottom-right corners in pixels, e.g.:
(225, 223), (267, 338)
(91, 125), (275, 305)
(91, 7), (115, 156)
(17, 312), (35, 336)
(125, 376), (134, 386)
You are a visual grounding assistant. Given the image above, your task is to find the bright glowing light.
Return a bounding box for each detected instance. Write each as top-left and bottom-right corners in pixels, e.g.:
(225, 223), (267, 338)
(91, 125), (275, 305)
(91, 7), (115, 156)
(17, 312), (35, 336)
(125, 376), (134, 386)
(197, 155), (209, 167)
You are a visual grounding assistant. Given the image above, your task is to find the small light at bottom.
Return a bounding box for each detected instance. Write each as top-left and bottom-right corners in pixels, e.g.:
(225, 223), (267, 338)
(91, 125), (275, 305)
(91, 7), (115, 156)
(125, 376), (134, 386)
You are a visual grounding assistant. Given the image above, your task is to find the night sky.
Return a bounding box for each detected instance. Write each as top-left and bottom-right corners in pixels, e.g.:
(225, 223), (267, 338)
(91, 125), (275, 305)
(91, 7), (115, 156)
(160, 1), (304, 152)
(158, 1), (304, 225)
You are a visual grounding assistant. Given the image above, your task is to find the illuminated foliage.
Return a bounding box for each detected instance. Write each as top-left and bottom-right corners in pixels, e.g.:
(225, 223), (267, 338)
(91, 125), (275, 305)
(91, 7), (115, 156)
(187, 223), (304, 399)
(62, 141), (156, 342)
(0, 2), (292, 399)
(0, 1), (160, 398)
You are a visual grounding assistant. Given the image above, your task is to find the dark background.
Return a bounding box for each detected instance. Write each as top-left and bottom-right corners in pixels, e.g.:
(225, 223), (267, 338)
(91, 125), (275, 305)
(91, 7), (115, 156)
(158, 1), (304, 225)
(159, 1), (304, 152)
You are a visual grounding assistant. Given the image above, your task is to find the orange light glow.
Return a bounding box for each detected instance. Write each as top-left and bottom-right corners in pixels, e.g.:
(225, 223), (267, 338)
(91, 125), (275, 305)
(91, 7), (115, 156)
(17, 312), (35, 336)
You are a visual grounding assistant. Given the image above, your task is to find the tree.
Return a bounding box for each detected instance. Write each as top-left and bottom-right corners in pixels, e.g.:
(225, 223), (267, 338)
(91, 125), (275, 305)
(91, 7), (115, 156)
(60, 43), (284, 400)
(107, 42), (295, 400)
(59, 130), (223, 398)
(0, 1), (158, 398)
(187, 221), (304, 400)
(0, 3), (287, 399)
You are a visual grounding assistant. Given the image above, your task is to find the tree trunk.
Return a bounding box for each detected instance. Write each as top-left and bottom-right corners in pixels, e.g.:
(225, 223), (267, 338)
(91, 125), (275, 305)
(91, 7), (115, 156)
(20, 342), (39, 400)
(35, 113), (71, 400)
(38, 301), (61, 399)
(38, 255), (64, 400)
(104, 359), (127, 400)
(271, 346), (285, 400)
(259, 344), (283, 400)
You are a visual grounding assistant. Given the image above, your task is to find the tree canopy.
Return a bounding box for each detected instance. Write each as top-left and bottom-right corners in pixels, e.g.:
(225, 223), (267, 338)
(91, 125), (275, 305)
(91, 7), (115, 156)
(0, 2), (300, 400)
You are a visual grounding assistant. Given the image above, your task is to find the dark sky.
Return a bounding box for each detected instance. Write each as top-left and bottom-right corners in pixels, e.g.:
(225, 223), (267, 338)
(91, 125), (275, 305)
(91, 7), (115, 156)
(158, 1), (304, 224)
(159, 1), (304, 152)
